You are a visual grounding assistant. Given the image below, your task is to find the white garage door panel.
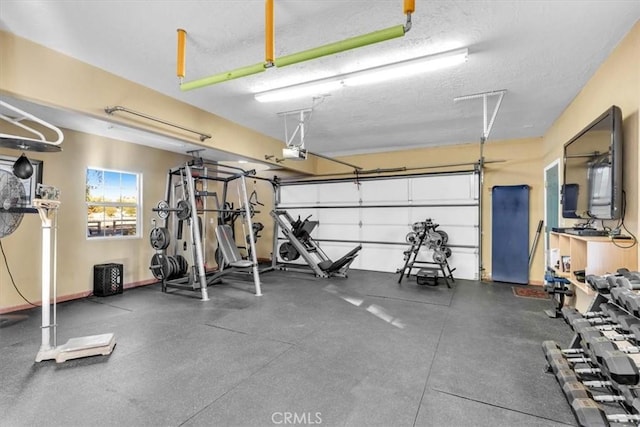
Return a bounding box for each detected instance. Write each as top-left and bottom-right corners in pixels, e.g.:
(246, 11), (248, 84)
(447, 249), (478, 280)
(410, 206), (477, 226)
(317, 208), (360, 224)
(279, 185), (318, 206)
(277, 172), (479, 278)
(360, 178), (409, 204)
(361, 224), (408, 244)
(317, 182), (360, 205)
(441, 225), (478, 246)
(361, 207), (409, 225)
(411, 174), (477, 202)
(317, 223), (360, 241)
(358, 244), (402, 273)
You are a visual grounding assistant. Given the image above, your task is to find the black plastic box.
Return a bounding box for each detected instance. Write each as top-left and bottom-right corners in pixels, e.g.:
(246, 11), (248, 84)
(93, 263), (123, 296)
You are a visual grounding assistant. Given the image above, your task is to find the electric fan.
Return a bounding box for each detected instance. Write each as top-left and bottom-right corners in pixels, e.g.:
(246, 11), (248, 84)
(0, 169), (26, 238)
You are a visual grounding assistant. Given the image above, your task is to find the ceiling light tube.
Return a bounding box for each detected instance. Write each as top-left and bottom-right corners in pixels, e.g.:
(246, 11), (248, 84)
(255, 79), (344, 103)
(254, 47), (468, 102)
(344, 47), (467, 86)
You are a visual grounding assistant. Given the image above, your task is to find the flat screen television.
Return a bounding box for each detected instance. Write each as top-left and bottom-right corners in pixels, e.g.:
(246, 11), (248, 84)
(562, 105), (623, 220)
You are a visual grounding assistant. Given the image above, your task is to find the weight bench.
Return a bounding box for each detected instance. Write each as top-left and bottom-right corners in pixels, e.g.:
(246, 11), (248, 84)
(215, 224), (253, 269)
(317, 245), (362, 278)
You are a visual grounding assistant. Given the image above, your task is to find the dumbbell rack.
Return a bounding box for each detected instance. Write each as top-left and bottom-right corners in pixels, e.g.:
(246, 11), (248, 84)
(397, 222), (455, 287)
(543, 269), (640, 426)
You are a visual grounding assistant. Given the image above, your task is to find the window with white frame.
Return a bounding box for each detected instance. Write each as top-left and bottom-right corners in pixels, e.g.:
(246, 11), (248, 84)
(86, 168), (141, 238)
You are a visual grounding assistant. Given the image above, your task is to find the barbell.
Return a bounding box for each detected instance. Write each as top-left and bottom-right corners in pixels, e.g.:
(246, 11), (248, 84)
(152, 200), (192, 220)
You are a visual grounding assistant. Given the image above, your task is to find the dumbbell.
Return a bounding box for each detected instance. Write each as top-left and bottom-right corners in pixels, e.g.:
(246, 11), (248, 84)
(562, 380), (633, 406)
(599, 351), (640, 386)
(562, 306), (610, 323)
(572, 398), (640, 427)
(587, 275), (611, 293)
(563, 306), (629, 328)
(572, 315), (640, 337)
(547, 355), (601, 377)
(610, 287), (630, 306)
(618, 276), (640, 290)
(616, 292), (640, 317)
(572, 320), (640, 350)
(542, 343), (592, 369)
(544, 341), (640, 386)
(586, 335), (640, 364)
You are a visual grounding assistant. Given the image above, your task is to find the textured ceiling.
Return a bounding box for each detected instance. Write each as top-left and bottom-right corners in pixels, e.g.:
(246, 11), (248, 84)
(1, 1), (639, 160)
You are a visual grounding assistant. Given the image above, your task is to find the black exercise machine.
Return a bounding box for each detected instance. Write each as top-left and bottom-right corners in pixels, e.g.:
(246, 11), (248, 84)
(271, 209), (361, 278)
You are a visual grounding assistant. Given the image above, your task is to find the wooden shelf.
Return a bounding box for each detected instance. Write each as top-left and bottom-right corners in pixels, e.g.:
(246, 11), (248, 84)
(548, 232), (637, 312)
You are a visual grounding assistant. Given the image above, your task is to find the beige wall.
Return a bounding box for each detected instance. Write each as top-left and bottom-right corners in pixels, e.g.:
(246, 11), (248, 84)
(0, 130), (190, 311)
(542, 20), (639, 267)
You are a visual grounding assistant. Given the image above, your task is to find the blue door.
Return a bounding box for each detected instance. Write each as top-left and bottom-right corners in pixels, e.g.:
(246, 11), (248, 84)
(492, 185), (530, 284)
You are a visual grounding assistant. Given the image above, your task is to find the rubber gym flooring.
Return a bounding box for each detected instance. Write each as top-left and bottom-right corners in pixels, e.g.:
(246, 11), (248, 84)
(0, 270), (576, 426)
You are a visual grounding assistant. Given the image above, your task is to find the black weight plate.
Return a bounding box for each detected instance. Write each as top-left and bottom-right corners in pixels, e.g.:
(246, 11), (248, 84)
(149, 227), (170, 250)
(176, 200), (192, 220)
(175, 254), (188, 276)
(437, 230), (449, 245)
(279, 242), (300, 261)
(168, 255), (180, 279)
(150, 253), (169, 280)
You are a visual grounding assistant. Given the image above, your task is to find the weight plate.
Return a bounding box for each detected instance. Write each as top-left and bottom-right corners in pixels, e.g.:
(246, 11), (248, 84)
(432, 250), (446, 264)
(436, 230), (449, 245)
(175, 254), (189, 276)
(176, 199), (192, 221)
(168, 255), (179, 279)
(150, 253), (169, 280)
(412, 222), (426, 233)
(279, 242), (300, 261)
(149, 227), (170, 250)
(427, 231), (443, 247)
(156, 200), (170, 219)
(444, 247), (452, 258)
(405, 232), (417, 244)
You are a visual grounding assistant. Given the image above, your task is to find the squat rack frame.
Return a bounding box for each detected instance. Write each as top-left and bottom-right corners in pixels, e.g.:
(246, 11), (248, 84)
(156, 161), (266, 300)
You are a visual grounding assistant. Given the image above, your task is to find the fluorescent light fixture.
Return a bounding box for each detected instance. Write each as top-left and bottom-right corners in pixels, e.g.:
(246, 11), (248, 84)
(255, 80), (344, 103)
(254, 48), (468, 103)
